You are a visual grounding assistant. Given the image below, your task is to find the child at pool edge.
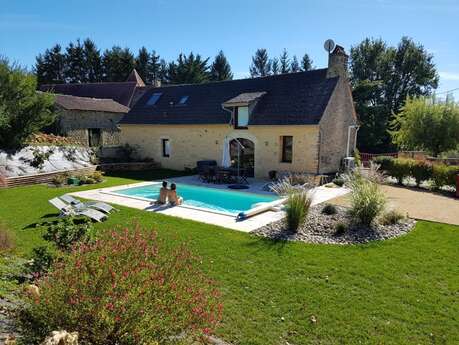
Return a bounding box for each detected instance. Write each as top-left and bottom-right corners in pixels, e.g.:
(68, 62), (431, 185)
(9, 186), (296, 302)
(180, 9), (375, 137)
(168, 183), (183, 206)
(154, 181), (169, 205)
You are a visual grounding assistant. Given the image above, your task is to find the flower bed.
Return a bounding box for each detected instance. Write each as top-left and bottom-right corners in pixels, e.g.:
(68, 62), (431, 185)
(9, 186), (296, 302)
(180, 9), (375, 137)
(252, 205), (416, 245)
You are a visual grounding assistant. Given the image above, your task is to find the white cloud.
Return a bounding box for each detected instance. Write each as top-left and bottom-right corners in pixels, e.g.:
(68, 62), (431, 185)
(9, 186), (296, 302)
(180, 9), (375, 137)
(439, 71), (459, 81)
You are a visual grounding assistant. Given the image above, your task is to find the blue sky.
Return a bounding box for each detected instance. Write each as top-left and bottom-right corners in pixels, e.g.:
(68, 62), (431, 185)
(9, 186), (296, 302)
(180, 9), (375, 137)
(1, 0), (458, 96)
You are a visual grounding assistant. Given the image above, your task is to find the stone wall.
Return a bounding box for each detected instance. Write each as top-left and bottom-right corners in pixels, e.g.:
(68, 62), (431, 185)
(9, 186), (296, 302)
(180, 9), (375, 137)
(318, 77), (358, 173)
(58, 108), (124, 146)
(120, 124), (320, 179)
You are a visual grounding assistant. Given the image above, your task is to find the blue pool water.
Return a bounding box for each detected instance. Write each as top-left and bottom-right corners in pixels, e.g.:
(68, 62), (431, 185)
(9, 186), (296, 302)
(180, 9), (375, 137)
(114, 183), (278, 214)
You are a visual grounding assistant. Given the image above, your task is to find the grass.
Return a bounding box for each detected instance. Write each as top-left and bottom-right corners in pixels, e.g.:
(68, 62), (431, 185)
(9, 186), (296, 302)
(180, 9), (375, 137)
(0, 169), (458, 344)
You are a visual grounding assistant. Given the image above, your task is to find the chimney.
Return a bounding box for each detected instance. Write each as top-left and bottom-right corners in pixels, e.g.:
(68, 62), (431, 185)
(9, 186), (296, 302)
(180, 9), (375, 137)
(153, 79), (162, 88)
(326, 45), (349, 79)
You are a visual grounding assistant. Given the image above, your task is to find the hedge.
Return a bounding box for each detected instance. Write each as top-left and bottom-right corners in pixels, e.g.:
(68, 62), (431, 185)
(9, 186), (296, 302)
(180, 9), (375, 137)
(373, 156), (458, 189)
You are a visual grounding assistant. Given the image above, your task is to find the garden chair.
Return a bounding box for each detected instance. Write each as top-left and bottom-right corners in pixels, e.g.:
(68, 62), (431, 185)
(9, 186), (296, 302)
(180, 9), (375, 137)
(60, 194), (118, 214)
(48, 197), (107, 222)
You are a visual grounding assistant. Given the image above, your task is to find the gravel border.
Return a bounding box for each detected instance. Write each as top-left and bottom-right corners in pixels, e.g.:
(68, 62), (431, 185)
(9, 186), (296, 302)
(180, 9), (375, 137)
(251, 205), (416, 245)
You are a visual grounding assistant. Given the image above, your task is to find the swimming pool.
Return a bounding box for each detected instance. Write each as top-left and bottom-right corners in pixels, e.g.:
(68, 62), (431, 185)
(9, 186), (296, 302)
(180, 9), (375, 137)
(112, 183), (279, 215)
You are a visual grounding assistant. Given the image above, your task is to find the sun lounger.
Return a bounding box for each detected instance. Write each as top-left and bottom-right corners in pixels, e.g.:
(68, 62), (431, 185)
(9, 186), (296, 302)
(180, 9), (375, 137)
(60, 194), (117, 214)
(48, 197), (107, 222)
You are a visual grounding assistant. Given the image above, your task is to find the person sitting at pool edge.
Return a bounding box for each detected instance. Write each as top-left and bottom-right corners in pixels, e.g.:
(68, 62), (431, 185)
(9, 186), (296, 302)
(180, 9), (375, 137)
(154, 181), (169, 205)
(168, 183), (183, 206)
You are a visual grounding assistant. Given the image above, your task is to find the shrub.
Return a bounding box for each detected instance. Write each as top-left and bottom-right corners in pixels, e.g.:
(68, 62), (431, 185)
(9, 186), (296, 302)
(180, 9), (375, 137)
(285, 192), (312, 232)
(89, 170), (104, 183)
(29, 148), (54, 169)
(387, 158), (413, 185)
(322, 203), (337, 215)
(353, 148), (361, 166)
(270, 178), (306, 196)
(0, 223), (14, 252)
(27, 246), (55, 279)
(334, 222), (347, 236)
(43, 217), (93, 251)
(19, 225), (222, 345)
(411, 161), (433, 187)
(346, 173), (386, 227)
(51, 175), (65, 187)
(380, 210), (405, 225)
(285, 172), (316, 187)
(373, 156), (394, 172)
(432, 164), (458, 189)
(332, 176), (345, 187)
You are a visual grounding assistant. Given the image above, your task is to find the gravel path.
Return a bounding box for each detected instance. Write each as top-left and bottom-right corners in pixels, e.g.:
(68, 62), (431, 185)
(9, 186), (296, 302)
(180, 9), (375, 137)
(252, 205), (416, 245)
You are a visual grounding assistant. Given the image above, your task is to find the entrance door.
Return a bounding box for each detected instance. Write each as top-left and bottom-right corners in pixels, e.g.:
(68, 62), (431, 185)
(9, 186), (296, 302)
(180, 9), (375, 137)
(229, 138), (255, 177)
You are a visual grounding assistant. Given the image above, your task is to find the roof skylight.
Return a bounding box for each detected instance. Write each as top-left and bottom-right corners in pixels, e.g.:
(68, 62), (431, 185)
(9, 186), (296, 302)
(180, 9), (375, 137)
(146, 92), (162, 106)
(178, 95), (189, 105)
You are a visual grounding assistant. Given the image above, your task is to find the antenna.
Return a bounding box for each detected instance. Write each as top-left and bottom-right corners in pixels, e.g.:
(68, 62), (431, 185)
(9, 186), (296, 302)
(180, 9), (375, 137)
(324, 39), (335, 54)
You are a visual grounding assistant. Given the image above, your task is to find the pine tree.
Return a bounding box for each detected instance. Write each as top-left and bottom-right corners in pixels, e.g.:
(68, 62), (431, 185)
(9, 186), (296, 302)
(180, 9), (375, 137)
(279, 49), (290, 74)
(249, 49), (271, 77)
(135, 47), (151, 83)
(301, 53), (313, 71)
(290, 55), (300, 72)
(34, 44), (65, 85)
(210, 50), (233, 81)
(64, 39), (86, 83)
(271, 57), (279, 75)
(157, 58), (169, 83)
(102, 46), (135, 82)
(150, 50), (161, 83)
(168, 52), (210, 84)
(83, 38), (102, 82)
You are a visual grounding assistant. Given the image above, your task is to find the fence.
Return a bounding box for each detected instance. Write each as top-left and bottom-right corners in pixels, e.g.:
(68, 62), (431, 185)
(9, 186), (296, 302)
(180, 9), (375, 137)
(360, 152), (398, 167)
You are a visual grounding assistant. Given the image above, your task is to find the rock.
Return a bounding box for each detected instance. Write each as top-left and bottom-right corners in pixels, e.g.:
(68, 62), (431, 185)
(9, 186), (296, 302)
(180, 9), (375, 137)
(41, 331), (78, 345)
(25, 284), (40, 299)
(251, 205), (416, 245)
(4, 335), (16, 344)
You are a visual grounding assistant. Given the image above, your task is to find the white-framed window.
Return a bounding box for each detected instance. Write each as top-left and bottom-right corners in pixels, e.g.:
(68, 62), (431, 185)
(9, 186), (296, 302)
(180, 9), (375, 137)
(236, 106), (249, 128)
(161, 138), (170, 157)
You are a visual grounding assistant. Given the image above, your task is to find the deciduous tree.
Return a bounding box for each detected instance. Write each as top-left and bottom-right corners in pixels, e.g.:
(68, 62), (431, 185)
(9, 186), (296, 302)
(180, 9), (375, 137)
(391, 97), (459, 156)
(350, 37), (439, 152)
(0, 59), (56, 149)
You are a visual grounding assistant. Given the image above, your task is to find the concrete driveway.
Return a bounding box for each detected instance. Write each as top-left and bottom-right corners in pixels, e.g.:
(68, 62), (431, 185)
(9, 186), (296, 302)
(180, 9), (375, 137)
(329, 184), (459, 226)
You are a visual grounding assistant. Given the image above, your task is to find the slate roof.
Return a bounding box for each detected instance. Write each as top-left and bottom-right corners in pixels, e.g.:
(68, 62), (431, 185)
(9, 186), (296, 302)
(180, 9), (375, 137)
(55, 94), (129, 113)
(40, 82), (138, 107)
(120, 69), (339, 126)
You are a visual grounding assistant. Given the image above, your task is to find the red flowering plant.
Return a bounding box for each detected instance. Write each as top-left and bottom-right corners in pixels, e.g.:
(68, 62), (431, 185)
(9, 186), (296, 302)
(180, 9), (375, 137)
(19, 224), (223, 345)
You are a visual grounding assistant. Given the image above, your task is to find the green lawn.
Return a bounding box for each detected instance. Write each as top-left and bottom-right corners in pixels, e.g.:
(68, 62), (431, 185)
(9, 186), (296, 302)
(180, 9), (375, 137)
(0, 170), (458, 344)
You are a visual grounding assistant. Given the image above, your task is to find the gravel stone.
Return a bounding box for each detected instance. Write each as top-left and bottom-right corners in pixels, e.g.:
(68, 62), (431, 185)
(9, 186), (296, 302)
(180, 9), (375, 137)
(252, 205), (416, 245)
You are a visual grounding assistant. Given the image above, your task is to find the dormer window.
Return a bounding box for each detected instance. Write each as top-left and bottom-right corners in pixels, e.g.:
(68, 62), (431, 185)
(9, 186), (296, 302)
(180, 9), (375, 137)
(235, 106), (249, 129)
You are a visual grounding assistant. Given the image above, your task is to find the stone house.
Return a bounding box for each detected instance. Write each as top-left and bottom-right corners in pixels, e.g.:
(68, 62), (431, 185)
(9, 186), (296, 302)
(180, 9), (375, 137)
(119, 45), (358, 178)
(54, 94), (129, 147)
(40, 70), (144, 147)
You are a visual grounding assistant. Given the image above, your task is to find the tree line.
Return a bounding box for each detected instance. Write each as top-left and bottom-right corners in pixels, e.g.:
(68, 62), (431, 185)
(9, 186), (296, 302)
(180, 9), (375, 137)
(34, 36), (441, 153)
(250, 48), (313, 77)
(35, 39), (233, 85)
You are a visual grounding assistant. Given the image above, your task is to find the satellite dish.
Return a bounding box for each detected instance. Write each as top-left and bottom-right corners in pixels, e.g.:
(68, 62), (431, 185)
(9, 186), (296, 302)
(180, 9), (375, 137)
(324, 39), (335, 54)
